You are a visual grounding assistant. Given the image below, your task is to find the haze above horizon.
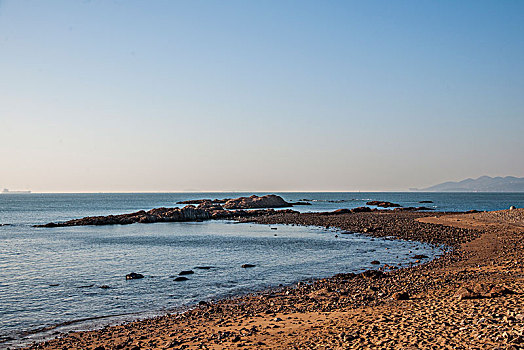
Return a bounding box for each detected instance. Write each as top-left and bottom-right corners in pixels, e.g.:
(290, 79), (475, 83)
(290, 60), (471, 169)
(1, 1), (523, 192)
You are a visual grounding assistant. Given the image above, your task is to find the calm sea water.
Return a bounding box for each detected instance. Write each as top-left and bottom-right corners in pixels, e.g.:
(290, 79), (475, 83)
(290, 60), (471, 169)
(1, 192), (522, 347)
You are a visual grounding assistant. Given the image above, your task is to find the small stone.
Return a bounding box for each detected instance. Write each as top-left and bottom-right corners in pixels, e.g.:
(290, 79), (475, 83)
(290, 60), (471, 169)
(232, 335), (241, 342)
(413, 254), (428, 259)
(392, 291), (410, 300)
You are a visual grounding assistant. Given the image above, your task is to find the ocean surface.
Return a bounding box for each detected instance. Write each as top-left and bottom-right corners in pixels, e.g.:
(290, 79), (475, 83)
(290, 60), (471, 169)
(1, 192), (523, 347)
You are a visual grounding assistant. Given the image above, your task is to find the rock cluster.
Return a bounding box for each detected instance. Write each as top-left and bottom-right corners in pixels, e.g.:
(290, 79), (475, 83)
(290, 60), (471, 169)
(222, 195), (292, 209)
(179, 195), (292, 209)
(36, 205), (298, 228)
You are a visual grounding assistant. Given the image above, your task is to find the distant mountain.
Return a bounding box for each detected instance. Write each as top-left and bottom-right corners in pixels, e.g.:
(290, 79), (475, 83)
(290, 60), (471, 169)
(413, 176), (524, 192)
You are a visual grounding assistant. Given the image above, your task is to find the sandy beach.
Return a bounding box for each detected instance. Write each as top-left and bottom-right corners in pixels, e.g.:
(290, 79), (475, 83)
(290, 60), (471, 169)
(22, 209), (524, 350)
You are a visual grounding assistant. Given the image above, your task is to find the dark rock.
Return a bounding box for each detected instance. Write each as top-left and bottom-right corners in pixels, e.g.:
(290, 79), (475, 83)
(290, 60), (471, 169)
(35, 203), (299, 228)
(370, 260), (381, 265)
(126, 273), (144, 280)
(351, 207), (372, 213)
(487, 285), (515, 297)
(223, 195), (291, 209)
(179, 270), (194, 275)
(174, 277), (189, 282)
(241, 264), (256, 268)
(99, 285), (110, 289)
(366, 201), (401, 208)
(413, 254), (429, 259)
(332, 209), (352, 214)
(392, 291), (410, 300)
(198, 301), (209, 306)
(232, 335), (241, 342)
(49, 283), (59, 287)
(419, 200), (433, 203)
(76, 284), (94, 288)
(289, 201), (312, 206)
(195, 266), (214, 270)
(360, 270), (386, 279)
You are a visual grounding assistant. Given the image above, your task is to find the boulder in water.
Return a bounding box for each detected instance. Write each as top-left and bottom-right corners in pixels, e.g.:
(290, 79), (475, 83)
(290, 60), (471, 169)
(223, 195), (291, 209)
(126, 272), (144, 280)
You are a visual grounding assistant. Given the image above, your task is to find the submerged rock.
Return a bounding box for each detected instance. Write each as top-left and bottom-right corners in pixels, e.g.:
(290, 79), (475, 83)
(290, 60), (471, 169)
(179, 270), (194, 275)
(126, 273), (144, 280)
(241, 264), (256, 268)
(413, 254), (429, 259)
(174, 276), (189, 282)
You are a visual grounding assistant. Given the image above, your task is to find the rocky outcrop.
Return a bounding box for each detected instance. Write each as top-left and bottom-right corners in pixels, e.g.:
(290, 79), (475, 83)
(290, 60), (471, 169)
(178, 195), (292, 209)
(35, 205), (298, 228)
(366, 201), (401, 208)
(223, 195), (292, 209)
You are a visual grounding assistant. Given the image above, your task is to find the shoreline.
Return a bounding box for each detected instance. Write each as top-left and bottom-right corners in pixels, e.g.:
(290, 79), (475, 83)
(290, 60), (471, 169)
(5, 218), (440, 348)
(18, 209), (524, 349)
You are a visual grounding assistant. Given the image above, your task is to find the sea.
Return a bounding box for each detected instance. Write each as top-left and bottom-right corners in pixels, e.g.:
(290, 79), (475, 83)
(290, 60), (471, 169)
(1, 192), (523, 347)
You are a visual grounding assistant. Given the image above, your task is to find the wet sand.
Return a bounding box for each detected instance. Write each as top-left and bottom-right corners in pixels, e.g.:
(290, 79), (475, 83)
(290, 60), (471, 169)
(22, 209), (524, 349)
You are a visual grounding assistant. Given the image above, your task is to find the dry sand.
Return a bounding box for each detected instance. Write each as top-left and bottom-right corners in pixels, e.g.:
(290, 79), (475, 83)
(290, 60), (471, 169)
(21, 209), (524, 350)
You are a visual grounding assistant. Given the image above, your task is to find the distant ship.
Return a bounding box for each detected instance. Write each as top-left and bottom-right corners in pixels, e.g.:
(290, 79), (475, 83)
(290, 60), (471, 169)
(1, 188), (31, 194)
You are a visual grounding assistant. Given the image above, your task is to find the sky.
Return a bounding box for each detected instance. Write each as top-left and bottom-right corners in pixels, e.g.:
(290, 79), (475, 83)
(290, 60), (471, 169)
(0, 0), (523, 192)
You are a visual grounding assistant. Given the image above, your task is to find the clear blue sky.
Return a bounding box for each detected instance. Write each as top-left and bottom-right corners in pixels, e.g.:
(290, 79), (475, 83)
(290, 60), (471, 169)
(1, 0), (523, 192)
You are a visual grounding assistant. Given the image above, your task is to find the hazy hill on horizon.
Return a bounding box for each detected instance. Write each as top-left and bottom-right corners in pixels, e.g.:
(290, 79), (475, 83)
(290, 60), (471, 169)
(413, 176), (524, 192)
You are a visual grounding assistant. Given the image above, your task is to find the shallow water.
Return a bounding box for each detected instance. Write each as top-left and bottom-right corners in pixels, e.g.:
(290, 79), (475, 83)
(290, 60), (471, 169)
(1, 192), (522, 346)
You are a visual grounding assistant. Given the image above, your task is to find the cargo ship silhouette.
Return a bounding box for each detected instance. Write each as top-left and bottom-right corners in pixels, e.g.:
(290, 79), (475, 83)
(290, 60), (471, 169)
(2, 188), (31, 194)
